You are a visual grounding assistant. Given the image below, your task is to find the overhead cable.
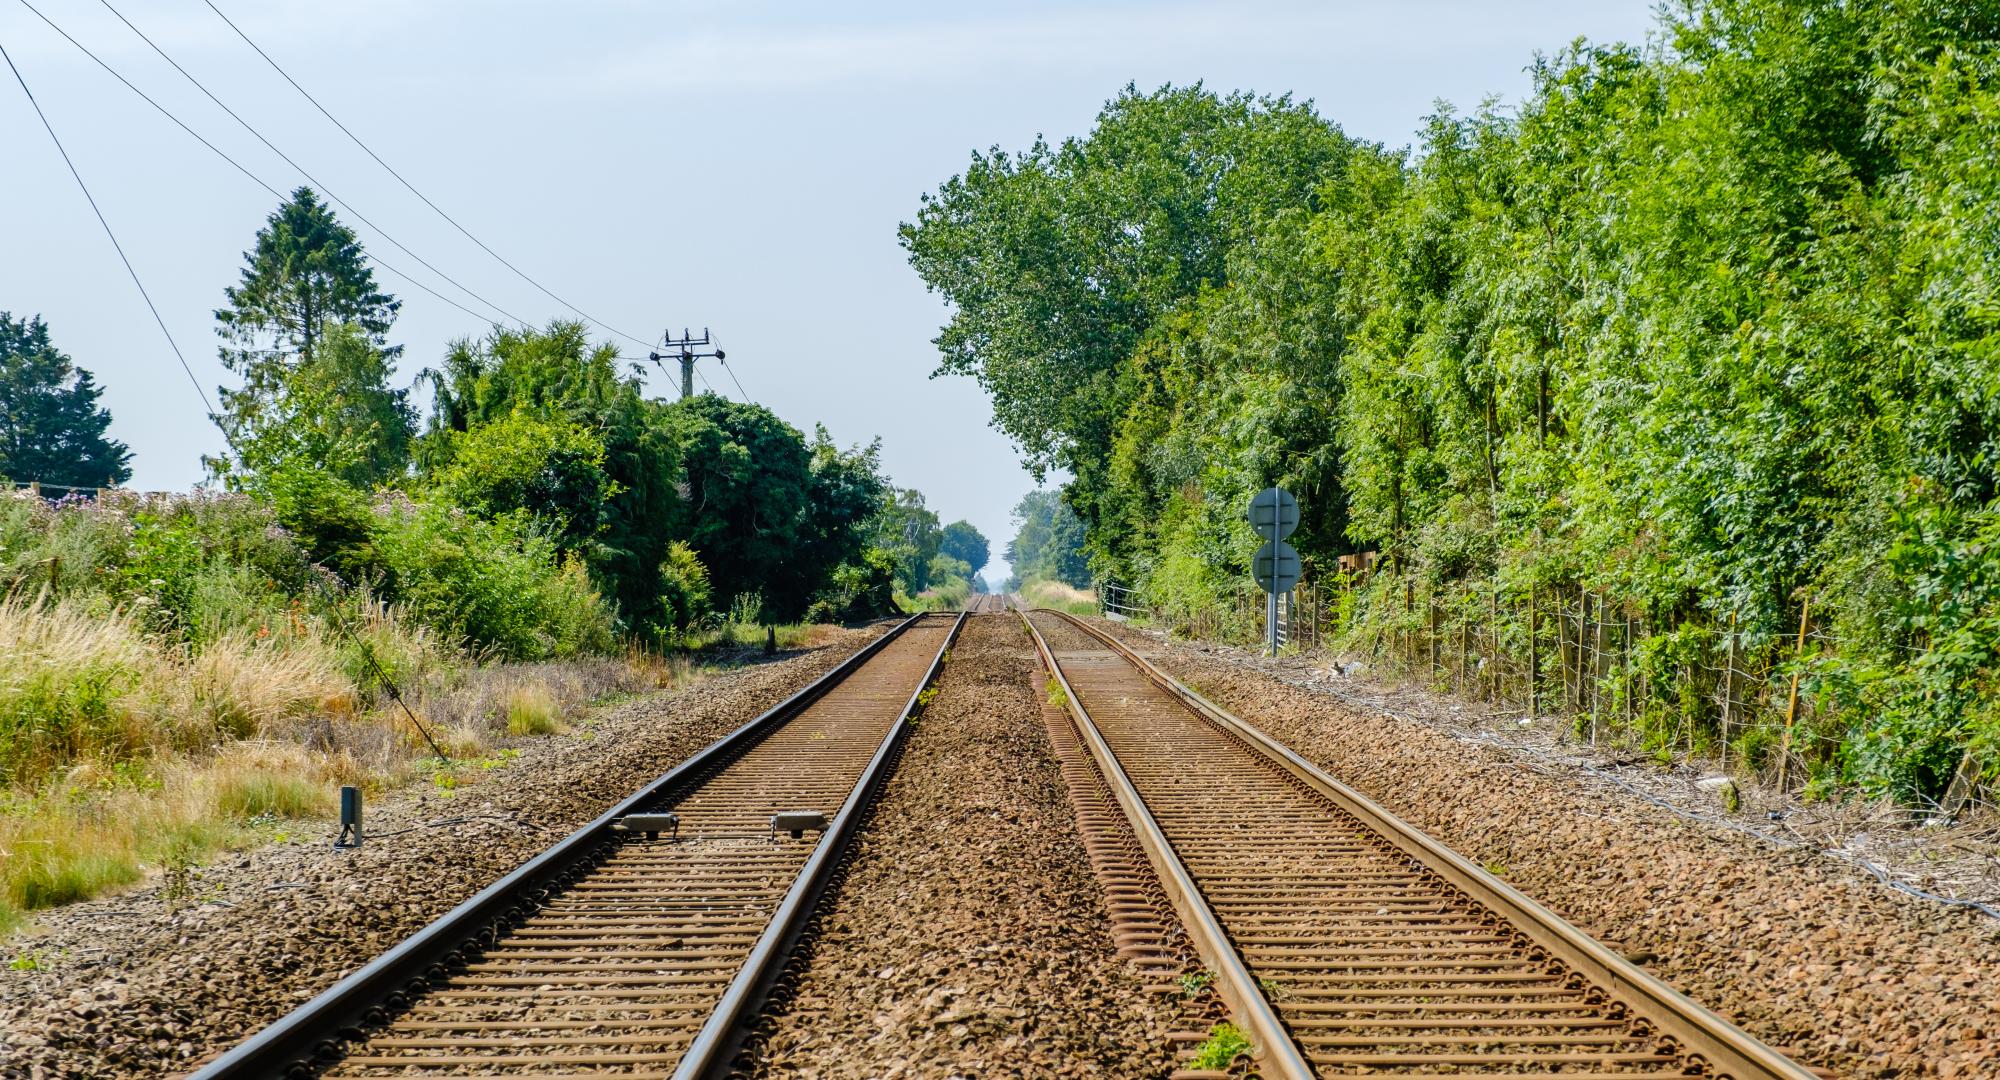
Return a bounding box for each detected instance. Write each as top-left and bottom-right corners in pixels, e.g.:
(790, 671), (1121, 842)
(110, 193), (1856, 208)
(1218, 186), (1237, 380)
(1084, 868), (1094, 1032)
(2, 36), (213, 417)
(200, 0), (658, 352)
(95, 0), (536, 331)
(14, 0), (506, 329)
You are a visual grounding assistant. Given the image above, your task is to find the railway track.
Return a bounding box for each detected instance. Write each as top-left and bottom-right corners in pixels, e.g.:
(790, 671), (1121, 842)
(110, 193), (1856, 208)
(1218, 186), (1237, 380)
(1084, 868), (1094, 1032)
(1021, 608), (1819, 1080)
(191, 610), (964, 1080)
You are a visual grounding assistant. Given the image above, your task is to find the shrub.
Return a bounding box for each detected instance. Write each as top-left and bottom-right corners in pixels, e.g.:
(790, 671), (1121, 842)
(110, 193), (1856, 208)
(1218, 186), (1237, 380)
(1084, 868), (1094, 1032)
(370, 499), (616, 660)
(656, 541), (713, 635)
(806, 548), (899, 623)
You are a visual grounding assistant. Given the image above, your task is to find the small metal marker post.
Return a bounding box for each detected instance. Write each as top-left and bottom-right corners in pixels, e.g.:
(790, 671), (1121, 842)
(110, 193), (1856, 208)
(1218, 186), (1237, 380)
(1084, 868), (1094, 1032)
(1248, 487), (1301, 657)
(335, 785), (362, 848)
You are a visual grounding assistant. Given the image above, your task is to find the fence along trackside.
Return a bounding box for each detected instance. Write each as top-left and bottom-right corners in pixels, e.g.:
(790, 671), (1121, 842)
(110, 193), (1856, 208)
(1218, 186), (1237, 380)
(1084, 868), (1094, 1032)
(190, 610), (964, 1079)
(1022, 608), (1818, 1080)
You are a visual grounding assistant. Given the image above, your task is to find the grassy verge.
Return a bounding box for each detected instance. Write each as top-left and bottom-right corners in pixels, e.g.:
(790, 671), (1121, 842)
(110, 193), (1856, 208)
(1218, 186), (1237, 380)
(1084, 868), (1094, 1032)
(0, 613), (684, 931)
(0, 606), (839, 932)
(1019, 578), (1098, 615)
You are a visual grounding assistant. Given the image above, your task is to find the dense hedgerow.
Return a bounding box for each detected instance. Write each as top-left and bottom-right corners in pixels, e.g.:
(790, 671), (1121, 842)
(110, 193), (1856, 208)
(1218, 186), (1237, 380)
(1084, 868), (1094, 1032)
(909, 0), (2000, 801)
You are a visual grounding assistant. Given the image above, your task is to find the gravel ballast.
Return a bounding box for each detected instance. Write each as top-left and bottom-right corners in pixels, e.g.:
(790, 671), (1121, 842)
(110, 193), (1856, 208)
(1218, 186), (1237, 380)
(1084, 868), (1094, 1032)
(1092, 617), (2000, 1080)
(0, 626), (888, 1080)
(745, 613), (1181, 1078)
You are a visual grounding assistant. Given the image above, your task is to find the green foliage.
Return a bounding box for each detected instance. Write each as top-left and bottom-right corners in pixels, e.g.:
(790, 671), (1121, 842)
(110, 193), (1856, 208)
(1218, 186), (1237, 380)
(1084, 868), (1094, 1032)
(425, 409), (612, 552)
(422, 321), (684, 633)
(939, 520), (989, 574)
(656, 540), (714, 634)
(806, 547), (899, 624)
(1189, 1023), (1251, 1069)
(219, 321), (413, 489)
(1006, 490), (1090, 588)
(872, 487), (942, 594)
(369, 499), (615, 661)
(214, 188), (402, 480)
(0, 312), (131, 489)
(914, 9), (2000, 800)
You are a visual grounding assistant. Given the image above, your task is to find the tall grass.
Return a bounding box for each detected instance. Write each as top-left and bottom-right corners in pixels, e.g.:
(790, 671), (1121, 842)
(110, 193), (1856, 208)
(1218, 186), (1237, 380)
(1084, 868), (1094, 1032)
(1020, 578), (1098, 616)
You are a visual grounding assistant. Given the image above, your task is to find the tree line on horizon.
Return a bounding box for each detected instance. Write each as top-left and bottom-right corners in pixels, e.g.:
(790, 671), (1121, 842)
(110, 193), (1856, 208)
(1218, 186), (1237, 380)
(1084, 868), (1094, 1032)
(904, 0), (2000, 801)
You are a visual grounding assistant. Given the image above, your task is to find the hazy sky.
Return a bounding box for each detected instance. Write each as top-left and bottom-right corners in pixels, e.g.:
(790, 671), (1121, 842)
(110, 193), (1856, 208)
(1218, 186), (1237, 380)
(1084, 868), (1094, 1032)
(2, 0), (1660, 582)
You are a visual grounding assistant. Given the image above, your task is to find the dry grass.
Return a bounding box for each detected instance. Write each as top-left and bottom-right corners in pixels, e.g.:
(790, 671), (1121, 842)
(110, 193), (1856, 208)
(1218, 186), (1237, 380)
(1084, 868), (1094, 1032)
(1020, 578), (1098, 616)
(0, 597), (839, 930)
(504, 682), (562, 737)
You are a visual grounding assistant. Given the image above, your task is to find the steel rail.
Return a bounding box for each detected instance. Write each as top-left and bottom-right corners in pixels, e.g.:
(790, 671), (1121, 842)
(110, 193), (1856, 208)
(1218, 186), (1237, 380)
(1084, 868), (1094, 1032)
(1038, 608), (1818, 1080)
(669, 608), (964, 1077)
(189, 611), (956, 1080)
(1018, 611), (1316, 1079)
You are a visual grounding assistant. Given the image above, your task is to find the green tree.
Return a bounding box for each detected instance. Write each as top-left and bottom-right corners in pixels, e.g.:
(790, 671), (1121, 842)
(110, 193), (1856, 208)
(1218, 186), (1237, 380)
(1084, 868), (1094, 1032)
(423, 321), (683, 631)
(0, 313), (130, 488)
(663, 394), (820, 621)
(212, 188), (402, 480)
(1006, 490), (1090, 588)
(221, 321), (414, 488)
(425, 409), (613, 552)
(872, 487), (942, 594)
(939, 520), (989, 575)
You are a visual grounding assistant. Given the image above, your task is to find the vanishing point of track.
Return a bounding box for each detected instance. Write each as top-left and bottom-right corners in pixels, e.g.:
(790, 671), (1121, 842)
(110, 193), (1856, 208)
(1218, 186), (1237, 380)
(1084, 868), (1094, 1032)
(1022, 608), (1819, 1080)
(191, 610), (963, 1079)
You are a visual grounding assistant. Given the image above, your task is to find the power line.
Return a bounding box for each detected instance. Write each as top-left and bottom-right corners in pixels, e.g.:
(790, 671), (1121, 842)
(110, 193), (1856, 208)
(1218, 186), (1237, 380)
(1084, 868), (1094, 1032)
(200, 0), (658, 353)
(2, 36), (212, 418)
(4, 32), (452, 762)
(14, 0), (506, 330)
(718, 354), (750, 402)
(95, 0), (537, 331)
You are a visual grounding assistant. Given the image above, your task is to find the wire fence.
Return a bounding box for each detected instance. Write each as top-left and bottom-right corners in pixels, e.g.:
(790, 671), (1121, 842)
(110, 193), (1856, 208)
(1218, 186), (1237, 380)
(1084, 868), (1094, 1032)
(1151, 570), (1970, 800)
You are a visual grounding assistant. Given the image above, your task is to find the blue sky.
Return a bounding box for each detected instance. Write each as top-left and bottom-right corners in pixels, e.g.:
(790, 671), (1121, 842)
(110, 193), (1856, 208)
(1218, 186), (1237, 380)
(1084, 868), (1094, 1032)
(2, 1), (1661, 581)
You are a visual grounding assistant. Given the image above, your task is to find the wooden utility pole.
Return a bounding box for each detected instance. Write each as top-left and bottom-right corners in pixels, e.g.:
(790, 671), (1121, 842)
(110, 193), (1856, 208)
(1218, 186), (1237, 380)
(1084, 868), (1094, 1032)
(649, 328), (725, 400)
(1777, 597), (1812, 792)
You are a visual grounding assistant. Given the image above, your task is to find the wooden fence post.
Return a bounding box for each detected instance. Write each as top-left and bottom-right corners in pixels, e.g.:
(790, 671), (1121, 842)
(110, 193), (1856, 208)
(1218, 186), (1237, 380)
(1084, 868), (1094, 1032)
(1777, 597), (1812, 792)
(1528, 584), (1540, 720)
(1721, 610), (1738, 771)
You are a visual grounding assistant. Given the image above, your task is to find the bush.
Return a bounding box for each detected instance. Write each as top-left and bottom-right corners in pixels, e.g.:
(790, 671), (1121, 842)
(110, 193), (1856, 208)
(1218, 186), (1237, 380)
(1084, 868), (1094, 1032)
(656, 541), (713, 635)
(370, 498), (616, 660)
(806, 549), (899, 623)
(423, 411), (612, 552)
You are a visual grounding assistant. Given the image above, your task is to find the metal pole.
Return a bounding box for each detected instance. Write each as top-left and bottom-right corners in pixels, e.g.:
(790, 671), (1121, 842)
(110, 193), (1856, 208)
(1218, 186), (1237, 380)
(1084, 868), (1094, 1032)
(1268, 587), (1278, 657)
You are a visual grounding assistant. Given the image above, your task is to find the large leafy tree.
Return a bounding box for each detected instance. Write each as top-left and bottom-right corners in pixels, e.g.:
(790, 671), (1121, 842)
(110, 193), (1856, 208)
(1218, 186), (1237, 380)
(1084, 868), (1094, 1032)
(902, 84), (1355, 533)
(212, 188), (405, 482)
(871, 487), (942, 594)
(939, 520), (989, 575)
(0, 312), (131, 488)
(662, 394), (825, 621)
(422, 321), (679, 630)
(1006, 490), (1089, 588)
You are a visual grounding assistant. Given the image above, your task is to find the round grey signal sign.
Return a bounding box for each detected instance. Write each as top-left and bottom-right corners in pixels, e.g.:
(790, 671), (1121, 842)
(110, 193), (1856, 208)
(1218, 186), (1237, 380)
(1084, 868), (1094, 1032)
(1253, 540), (1301, 594)
(1248, 487), (1299, 540)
